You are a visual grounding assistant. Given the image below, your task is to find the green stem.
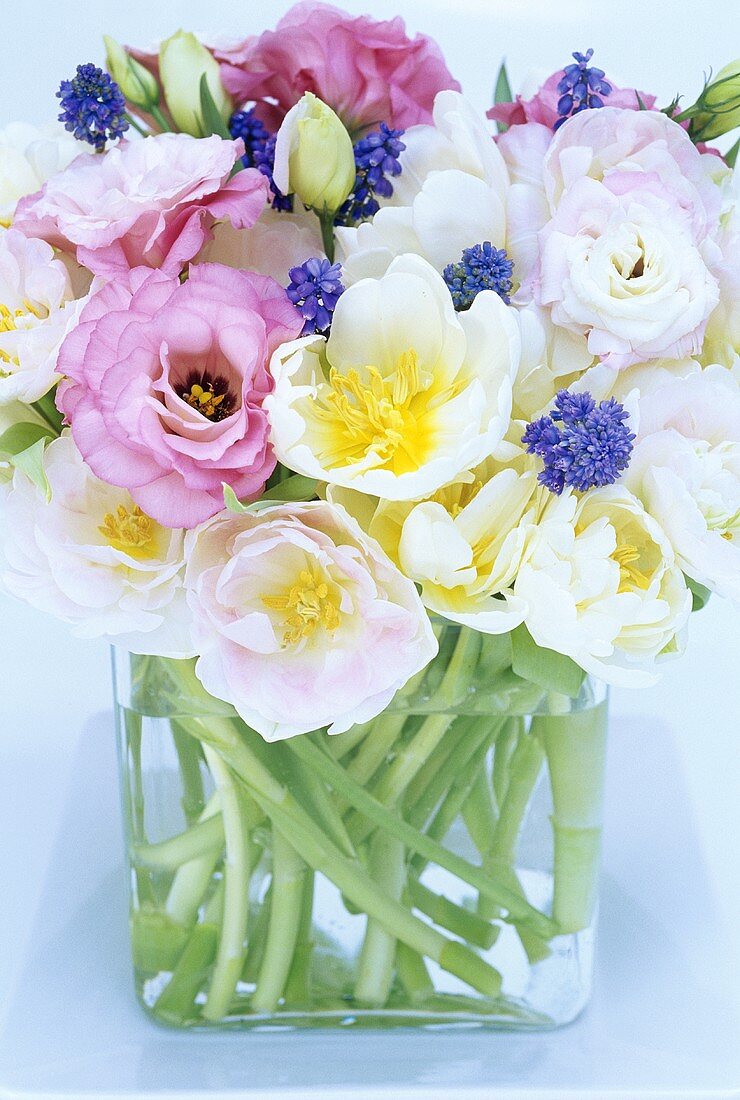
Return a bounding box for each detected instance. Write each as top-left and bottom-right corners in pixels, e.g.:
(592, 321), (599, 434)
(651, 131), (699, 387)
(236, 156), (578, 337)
(165, 793), (223, 927)
(405, 718), (492, 832)
(319, 210), (335, 262)
(462, 766), (498, 856)
(171, 721), (206, 825)
(534, 700), (608, 934)
(201, 748), (253, 1022)
(153, 881), (223, 1025)
(323, 721), (372, 760)
(125, 112), (150, 137)
(251, 829), (307, 1013)
(492, 718), (520, 809)
(288, 737), (555, 937)
(408, 879), (498, 951)
(396, 941), (434, 1003)
(150, 104), (172, 132)
(31, 390), (63, 436)
(283, 872), (315, 1006)
(354, 833), (405, 1006)
(132, 812), (224, 871)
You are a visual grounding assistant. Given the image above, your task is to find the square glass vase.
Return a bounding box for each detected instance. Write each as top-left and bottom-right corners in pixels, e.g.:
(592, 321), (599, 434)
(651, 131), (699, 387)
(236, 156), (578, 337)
(113, 624), (608, 1030)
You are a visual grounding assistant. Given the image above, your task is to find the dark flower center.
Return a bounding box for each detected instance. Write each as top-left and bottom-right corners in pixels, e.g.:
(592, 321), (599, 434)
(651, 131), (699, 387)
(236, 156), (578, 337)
(178, 371), (236, 422)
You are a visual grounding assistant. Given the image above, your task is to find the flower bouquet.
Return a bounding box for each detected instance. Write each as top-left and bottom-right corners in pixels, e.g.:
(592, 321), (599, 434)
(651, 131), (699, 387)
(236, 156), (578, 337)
(1, 1), (738, 1031)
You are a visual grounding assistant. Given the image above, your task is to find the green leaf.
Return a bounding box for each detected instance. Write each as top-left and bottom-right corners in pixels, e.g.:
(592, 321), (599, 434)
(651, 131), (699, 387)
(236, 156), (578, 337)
(635, 91), (648, 111)
(223, 483), (250, 514)
(198, 73), (231, 140)
(261, 474), (317, 503)
(493, 61), (513, 134)
(685, 575), (712, 612)
(725, 136), (740, 169)
(0, 422), (55, 501)
(511, 624), (586, 698)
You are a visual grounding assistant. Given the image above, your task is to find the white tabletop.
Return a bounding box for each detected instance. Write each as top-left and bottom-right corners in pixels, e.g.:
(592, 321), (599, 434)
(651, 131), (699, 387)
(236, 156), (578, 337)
(1, 593), (739, 1099)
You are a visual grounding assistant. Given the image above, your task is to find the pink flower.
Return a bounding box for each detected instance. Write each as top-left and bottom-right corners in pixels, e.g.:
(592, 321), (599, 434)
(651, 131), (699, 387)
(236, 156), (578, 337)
(57, 264), (303, 529)
(214, 1), (460, 132)
(184, 501), (437, 740)
(13, 133), (268, 278)
(488, 72), (655, 131)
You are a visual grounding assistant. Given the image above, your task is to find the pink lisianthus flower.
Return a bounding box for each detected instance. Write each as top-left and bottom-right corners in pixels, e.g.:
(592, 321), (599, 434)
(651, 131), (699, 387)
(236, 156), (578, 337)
(488, 72), (655, 131)
(214, 1), (460, 133)
(56, 264), (303, 529)
(184, 501), (438, 740)
(13, 133), (268, 278)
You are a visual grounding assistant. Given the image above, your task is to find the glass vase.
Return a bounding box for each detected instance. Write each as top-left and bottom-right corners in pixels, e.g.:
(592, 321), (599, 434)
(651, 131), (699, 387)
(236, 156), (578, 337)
(112, 624), (608, 1030)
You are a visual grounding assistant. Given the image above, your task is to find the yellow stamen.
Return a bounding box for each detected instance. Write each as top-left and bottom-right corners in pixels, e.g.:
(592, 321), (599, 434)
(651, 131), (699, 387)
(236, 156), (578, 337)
(309, 348), (447, 475)
(263, 567), (341, 646)
(99, 504), (155, 557)
(181, 382), (228, 420)
(611, 543), (651, 592)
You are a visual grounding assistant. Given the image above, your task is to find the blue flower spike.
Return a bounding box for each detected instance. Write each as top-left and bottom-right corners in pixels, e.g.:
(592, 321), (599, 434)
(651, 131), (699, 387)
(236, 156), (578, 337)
(337, 123), (406, 225)
(443, 243), (514, 310)
(522, 390), (635, 495)
(57, 64), (129, 151)
(554, 49), (613, 131)
(286, 258), (345, 336)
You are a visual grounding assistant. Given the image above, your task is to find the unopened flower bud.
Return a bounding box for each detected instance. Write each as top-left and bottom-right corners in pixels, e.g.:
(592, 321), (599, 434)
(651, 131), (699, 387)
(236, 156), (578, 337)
(158, 30), (232, 137)
(103, 36), (159, 113)
(273, 93), (356, 213)
(689, 60), (740, 141)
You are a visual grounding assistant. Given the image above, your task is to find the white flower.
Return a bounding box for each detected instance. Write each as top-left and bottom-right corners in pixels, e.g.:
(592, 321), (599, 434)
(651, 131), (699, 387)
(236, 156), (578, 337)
(515, 486), (691, 686)
(513, 301), (595, 419)
(336, 92), (510, 284)
(701, 174), (740, 370)
(265, 254), (518, 501)
(0, 122), (90, 226)
(0, 434), (193, 656)
(625, 366), (740, 603)
(0, 229), (89, 405)
(183, 501), (437, 740)
(537, 177), (719, 369)
(497, 121), (551, 289)
(199, 206), (324, 285)
(396, 456), (541, 633)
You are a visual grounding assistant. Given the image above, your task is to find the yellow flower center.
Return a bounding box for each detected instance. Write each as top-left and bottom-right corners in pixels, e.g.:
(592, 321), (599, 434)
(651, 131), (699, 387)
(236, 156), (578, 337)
(263, 567), (341, 647)
(99, 504), (155, 558)
(182, 383), (227, 419)
(430, 477), (484, 518)
(309, 348), (446, 475)
(0, 300), (47, 369)
(0, 217), (11, 230)
(611, 543), (652, 592)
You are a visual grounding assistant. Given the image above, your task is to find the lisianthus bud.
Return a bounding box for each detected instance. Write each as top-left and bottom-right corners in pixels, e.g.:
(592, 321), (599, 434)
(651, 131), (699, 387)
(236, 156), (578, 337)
(158, 30), (232, 137)
(687, 60), (740, 141)
(103, 36), (160, 113)
(273, 93), (356, 213)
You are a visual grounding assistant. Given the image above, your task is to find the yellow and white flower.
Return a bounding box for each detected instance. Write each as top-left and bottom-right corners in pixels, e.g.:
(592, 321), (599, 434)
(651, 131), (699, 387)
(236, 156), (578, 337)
(265, 254), (518, 501)
(625, 366), (740, 603)
(0, 433), (193, 656)
(515, 486), (691, 686)
(0, 229), (90, 405)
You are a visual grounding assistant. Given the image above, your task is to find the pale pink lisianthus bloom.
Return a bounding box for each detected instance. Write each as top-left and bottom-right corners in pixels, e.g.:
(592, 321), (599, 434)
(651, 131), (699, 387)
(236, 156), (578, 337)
(488, 71), (655, 131)
(57, 264), (303, 529)
(184, 501), (438, 740)
(13, 133), (268, 278)
(214, 1), (460, 133)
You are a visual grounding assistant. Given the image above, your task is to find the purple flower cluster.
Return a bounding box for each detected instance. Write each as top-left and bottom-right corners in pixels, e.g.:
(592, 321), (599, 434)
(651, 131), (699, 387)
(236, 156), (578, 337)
(443, 242), (514, 310)
(336, 123), (406, 225)
(554, 49), (612, 131)
(522, 390), (635, 494)
(228, 110), (293, 212)
(57, 64), (129, 151)
(286, 258), (345, 336)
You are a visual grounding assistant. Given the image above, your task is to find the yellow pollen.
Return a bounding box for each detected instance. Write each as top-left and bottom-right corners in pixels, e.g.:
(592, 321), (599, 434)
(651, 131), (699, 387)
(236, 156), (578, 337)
(181, 382), (227, 419)
(99, 504), (155, 556)
(263, 567), (341, 646)
(311, 348), (442, 475)
(431, 478), (484, 518)
(611, 543), (651, 592)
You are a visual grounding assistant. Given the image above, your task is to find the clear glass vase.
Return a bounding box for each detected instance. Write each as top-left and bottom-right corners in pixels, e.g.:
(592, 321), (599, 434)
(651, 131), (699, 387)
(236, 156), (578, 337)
(112, 624), (608, 1030)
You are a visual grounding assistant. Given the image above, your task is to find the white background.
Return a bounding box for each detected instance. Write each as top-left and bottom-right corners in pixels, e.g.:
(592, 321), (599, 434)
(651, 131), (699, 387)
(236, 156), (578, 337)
(1, 0), (739, 1095)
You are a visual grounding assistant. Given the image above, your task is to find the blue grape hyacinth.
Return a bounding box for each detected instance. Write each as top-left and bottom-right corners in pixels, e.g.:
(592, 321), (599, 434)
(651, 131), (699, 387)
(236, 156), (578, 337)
(336, 123), (406, 225)
(554, 49), (612, 130)
(443, 243), (514, 310)
(286, 258), (345, 336)
(522, 390), (635, 495)
(57, 64), (129, 151)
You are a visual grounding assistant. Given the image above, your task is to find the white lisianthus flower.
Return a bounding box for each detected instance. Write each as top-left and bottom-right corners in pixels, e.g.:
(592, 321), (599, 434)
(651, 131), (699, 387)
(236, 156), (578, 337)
(701, 176), (740, 370)
(0, 229), (90, 405)
(515, 486), (691, 686)
(183, 501), (437, 741)
(0, 434), (194, 657)
(265, 254), (518, 501)
(199, 206), (324, 286)
(625, 367), (740, 603)
(497, 121), (551, 289)
(538, 178), (719, 369)
(0, 122), (90, 226)
(336, 92), (510, 284)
